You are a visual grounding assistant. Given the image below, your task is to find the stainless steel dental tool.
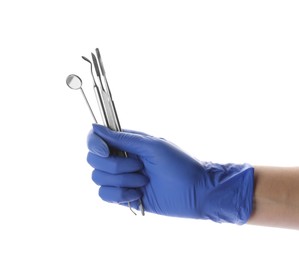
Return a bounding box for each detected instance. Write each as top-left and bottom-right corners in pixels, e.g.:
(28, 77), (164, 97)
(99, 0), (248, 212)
(66, 48), (144, 216)
(66, 74), (98, 123)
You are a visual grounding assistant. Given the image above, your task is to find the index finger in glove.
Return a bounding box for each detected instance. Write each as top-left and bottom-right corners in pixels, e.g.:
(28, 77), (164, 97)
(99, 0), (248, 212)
(87, 152), (143, 174)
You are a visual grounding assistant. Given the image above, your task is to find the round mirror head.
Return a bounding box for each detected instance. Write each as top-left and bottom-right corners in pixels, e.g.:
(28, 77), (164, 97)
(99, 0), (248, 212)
(66, 74), (82, 90)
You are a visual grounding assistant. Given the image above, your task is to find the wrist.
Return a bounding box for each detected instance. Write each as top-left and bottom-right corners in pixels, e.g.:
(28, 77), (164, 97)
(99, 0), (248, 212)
(200, 162), (254, 224)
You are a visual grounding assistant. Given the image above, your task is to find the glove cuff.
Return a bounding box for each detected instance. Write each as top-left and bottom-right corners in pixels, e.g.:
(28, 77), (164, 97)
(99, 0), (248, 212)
(200, 162), (254, 224)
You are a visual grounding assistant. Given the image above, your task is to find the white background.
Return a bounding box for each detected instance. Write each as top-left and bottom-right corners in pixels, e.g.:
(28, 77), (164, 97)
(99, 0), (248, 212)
(1, 1), (299, 259)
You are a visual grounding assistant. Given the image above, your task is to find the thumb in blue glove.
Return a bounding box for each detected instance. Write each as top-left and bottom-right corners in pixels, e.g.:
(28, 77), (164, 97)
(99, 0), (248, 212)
(87, 124), (254, 224)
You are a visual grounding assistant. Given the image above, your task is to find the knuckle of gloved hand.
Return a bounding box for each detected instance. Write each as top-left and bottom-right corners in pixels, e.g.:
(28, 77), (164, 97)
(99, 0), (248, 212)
(134, 174), (149, 187)
(147, 137), (161, 151)
(149, 138), (166, 154)
(91, 170), (101, 185)
(109, 157), (122, 174)
(86, 152), (95, 168)
(116, 174), (129, 187)
(98, 187), (113, 203)
(87, 152), (101, 168)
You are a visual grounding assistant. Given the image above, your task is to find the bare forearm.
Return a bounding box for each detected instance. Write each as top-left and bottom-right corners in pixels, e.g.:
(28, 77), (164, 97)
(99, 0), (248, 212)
(248, 166), (299, 229)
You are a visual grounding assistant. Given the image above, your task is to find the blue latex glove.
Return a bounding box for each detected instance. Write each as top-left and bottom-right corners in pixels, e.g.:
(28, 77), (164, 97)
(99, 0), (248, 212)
(87, 124), (254, 224)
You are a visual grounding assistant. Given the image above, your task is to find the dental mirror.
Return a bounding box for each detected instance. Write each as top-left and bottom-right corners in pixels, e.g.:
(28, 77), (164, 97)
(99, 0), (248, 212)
(66, 74), (98, 123)
(66, 74), (82, 90)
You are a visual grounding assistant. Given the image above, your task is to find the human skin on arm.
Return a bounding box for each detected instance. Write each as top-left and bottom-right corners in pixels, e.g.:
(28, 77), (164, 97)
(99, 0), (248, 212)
(248, 166), (299, 230)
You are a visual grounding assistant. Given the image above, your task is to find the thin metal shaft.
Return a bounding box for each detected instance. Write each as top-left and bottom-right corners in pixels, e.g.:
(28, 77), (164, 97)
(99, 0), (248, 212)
(80, 88), (98, 123)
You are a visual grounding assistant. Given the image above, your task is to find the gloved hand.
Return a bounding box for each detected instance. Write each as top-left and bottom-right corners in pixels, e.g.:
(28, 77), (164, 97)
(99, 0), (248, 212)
(87, 124), (254, 224)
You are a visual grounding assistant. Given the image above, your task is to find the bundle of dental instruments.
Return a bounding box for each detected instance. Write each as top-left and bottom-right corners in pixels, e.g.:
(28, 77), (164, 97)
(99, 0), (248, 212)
(66, 48), (144, 216)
